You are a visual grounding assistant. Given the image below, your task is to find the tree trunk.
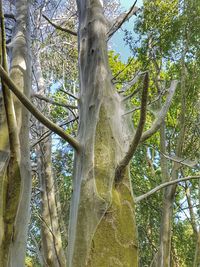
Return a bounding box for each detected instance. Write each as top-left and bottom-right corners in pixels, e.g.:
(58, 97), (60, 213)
(37, 137), (66, 267)
(67, 1), (138, 266)
(155, 54), (186, 267)
(193, 232), (200, 267)
(34, 53), (66, 267)
(7, 1), (32, 266)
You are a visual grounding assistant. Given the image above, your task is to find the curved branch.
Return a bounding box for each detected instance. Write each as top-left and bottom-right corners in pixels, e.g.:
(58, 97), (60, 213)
(0, 65), (80, 151)
(42, 14), (77, 36)
(141, 80), (178, 143)
(108, 0), (140, 38)
(135, 175), (200, 203)
(32, 93), (78, 109)
(115, 73), (149, 183)
(122, 71), (147, 101)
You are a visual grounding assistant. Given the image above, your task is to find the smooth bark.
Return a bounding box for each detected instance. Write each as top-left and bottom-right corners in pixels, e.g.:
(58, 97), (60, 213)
(155, 54), (186, 267)
(34, 53), (66, 267)
(7, 1), (32, 266)
(67, 1), (138, 266)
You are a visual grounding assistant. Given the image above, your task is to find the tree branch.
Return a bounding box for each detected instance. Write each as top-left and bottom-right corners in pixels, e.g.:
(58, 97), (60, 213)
(32, 93), (78, 109)
(108, 0), (140, 38)
(42, 14), (77, 36)
(115, 73), (149, 183)
(135, 175), (200, 203)
(31, 117), (78, 148)
(0, 65), (80, 151)
(161, 153), (198, 168)
(59, 89), (79, 100)
(140, 80), (178, 143)
(122, 71), (147, 101)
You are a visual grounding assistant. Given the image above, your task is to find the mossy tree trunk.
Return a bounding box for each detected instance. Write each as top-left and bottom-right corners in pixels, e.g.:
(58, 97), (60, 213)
(8, 0), (32, 265)
(0, 2), (21, 265)
(193, 232), (200, 267)
(67, 1), (138, 266)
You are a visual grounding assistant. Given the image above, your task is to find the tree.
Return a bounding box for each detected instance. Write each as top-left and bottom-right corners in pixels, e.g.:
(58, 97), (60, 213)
(0, 0), (32, 266)
(0, 0), (199, 266)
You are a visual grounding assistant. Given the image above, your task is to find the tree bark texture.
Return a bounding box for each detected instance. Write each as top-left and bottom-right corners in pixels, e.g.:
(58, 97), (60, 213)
(7, 1), (32, 266)
(67, 1), (138, 266)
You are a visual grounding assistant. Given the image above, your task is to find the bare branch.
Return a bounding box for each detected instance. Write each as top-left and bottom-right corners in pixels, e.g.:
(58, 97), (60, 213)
(115, 73), (149, 183)
(0, 65), (80, 151)
(31, 117), (78, 148)
(122, 71), (147, 101)
(140, 80), (178, 143)
(59, 89), (79, 100)
(112, 58), (134, 83)
(42, 14), (77, 36)
(162, 154), (199, 168)
(108, 1), (140, 38)
(32, 93), (78, 109)
(135, 175), (200, 203)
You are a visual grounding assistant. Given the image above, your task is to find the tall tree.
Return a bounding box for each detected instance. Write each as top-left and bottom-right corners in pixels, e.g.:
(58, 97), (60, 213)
(2, 0), (200, 266)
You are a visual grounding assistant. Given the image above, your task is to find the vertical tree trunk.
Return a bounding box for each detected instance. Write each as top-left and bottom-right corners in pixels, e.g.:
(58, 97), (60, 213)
(0, 2), (22, 265)
(155, 54), (186, 267)
(193, 232), (200, 267)
(0, 83), (9, 255)
(37, 137), (66, 267)
(67, 1), (138, 266)
(35, 53), (66, 267)
(7, 1), (32, 266)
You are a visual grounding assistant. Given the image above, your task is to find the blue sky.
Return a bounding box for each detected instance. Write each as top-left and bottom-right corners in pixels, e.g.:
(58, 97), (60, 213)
(110, 0), (143, 62)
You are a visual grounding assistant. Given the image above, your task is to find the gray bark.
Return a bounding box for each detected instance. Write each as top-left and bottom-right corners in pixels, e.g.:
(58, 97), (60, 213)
(8, 1), (32, 266)
(34, 52), (66, 267)
(67, 1), (138, 266)
(155, 54), (186, 267)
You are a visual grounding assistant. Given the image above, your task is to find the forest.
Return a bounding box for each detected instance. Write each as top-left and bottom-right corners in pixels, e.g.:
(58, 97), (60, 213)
(0, 0), (199, 266)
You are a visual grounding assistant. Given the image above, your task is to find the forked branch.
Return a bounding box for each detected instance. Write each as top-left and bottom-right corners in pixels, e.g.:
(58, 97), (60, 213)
(0, 65), (80, 151)
(135, 175), (200, 203)
(115, 73), (149, 182)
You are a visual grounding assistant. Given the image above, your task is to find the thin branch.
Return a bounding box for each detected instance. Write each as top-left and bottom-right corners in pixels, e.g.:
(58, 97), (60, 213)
(140, 80), (178, 143)
(115, 73), (149, 183)
(59, 89), (79, 100)
(122, 71), (147, 101)
(31, 117), (78, 148)
(112, 57), (134, 82)
(144, 144), (199, 169)
(30, 232), (44, 265)
(32, 93), (78, 109)
(185, 183), (198, 235)
(108, 0), (140, 38)
(162, 154), (198, 168)
(42, 14), (77, 36)
(0, 65), (80, 151)
(135, 175), (200, 203)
